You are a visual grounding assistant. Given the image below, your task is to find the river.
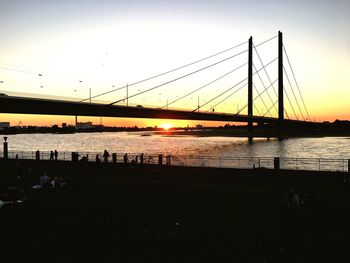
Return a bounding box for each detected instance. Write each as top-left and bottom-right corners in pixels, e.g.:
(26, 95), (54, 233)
(4, 132), (350, 159)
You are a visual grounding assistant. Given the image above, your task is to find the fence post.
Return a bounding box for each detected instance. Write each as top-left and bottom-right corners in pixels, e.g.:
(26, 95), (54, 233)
(319, 159), (321, 171)
(201, 156), (204, 167)
(274, 157), (280, 170)
(348, 159), (350, 173)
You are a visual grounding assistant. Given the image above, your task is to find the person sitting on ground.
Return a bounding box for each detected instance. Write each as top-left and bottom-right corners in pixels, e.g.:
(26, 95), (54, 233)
(50, 176), (58, 188)
(40, 173), (50, 188)
(80, 155), (87, 162)
(286, 189), (302, 212)
(58, 176), (67, 187)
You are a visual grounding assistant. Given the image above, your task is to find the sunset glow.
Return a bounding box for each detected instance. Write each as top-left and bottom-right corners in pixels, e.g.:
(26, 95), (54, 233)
(160, 123), (173, 131)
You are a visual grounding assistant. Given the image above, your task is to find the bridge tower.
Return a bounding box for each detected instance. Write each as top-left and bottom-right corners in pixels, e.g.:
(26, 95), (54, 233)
(248, 36), (253, 142)
(278, 31), (284, 121)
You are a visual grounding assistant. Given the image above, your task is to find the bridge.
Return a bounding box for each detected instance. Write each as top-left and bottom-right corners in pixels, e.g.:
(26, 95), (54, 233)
(0, 31), (312, 130)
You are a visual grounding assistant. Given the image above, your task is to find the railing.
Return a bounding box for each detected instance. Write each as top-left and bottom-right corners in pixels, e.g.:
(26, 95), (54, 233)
(1, 150), (349, 173)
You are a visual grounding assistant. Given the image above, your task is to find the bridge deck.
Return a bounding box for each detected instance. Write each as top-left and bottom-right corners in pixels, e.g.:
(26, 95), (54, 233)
(0, 95), (305, 124)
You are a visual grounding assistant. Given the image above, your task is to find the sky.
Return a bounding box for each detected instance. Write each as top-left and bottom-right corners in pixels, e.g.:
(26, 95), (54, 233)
(0, 0), (349, 127)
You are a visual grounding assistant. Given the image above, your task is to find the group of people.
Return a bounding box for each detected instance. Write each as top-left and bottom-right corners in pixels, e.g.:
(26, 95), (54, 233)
(95, 151), (146, 165)
(37, 173), (66, 189)
(49, 150), (58, 161)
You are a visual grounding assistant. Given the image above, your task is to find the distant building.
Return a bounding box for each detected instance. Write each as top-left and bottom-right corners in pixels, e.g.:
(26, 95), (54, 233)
(0, 122), (10, 130)
(76, 121), (93, 130)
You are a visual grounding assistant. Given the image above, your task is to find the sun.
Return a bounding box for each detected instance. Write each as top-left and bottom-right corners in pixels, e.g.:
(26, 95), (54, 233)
(160, 123), (173, 131)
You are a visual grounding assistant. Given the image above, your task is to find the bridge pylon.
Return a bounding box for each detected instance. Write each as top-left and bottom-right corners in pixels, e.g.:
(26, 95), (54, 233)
(278, 31), (284, 121)
(248, 36), (253, 142)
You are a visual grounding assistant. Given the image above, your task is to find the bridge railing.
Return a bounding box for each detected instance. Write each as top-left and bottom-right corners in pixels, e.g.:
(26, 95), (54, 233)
(1, 150), (349, 173)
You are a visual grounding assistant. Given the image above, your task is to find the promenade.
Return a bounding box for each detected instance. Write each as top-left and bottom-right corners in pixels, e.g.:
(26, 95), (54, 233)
(1, 158), (350, 262)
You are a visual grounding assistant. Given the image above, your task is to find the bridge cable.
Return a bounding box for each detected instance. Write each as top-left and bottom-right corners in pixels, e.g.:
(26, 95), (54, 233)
(283, 66), (305, 121)
(77, 40), (247, 102)
(0, 64), (84, 83)
(283, 44), (311, 120)
(253, 104), (263, 116)
(283, 86), (299, 120)
(253, 44), (291, 119)
(252, 46), (279, 114)
(235, 79), (278, 116)
(253, 83), (273, 117)
(195, 57), (278, 112)
(254, 35), (278, 48)
(107, 49), (249, 106)
(160, 62), (248, 109)
(206, 82), (248, 112)
(262, 100), (278, 117)
(253, 63), (278, 116)
(85, 35), (277, 103)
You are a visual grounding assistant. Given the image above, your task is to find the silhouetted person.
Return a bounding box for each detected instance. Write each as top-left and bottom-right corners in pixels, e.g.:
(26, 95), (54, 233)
(96, 154), (100, 164)
(140, 153), (144, 165)
(40, 173), (50, 188)
(286, 189), (302, 212)
(71, 152), (79, 162)
(35, 150), (40, 160)
(50, 150), (54, 161)
(103, 149), (110, 162)
(124, 153), (128, 164)
(54, 150), (58, 161)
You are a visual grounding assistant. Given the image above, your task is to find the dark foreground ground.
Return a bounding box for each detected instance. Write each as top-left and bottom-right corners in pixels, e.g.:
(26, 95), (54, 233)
(1, 159), (350, 263)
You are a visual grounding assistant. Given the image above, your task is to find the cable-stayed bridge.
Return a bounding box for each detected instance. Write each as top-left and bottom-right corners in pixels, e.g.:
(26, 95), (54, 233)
(0, 31), (312, 130)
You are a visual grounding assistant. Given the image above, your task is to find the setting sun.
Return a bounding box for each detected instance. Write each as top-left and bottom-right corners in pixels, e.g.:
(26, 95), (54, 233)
(160, 123), (173, 130)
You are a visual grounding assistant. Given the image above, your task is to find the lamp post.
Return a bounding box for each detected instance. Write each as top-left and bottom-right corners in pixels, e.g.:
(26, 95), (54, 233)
(3, 136), (8, 159)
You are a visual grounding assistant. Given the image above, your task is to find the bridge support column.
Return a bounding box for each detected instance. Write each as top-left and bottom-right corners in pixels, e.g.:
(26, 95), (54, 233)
(278, 31), (284, 139)
(248, 36), (253, 143)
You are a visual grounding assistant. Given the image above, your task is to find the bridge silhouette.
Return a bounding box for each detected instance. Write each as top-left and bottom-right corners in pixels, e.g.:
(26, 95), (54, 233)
(0, 31), (312, 131)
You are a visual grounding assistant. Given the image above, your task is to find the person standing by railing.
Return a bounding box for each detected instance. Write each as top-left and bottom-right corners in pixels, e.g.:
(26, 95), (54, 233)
(140, 153), (144, 165)
(103, 149), (110, 163)
(54, 150), (58, 161)
(35, 150), (40, 160)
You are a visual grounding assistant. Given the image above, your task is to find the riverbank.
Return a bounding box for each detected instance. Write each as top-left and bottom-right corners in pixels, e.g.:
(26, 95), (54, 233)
(1, 159), (350, 262)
